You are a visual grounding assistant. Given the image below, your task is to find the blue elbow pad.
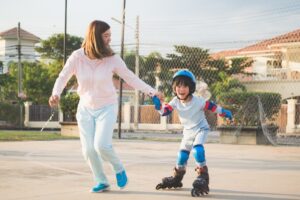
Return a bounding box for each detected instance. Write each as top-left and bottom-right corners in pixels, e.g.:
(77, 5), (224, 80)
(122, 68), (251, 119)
(162, 104), (173, 116)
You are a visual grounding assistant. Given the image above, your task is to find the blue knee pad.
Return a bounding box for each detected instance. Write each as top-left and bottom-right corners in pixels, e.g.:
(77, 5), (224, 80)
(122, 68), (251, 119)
(176, 150), (190, 167)
(192, 144), (206, 163)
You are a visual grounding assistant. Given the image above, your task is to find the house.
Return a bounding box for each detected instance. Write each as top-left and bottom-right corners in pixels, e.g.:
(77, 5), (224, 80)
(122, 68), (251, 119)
(0, 27), (40, 74)
(212, 28), (300, 82)
(212, 28), (300, 134)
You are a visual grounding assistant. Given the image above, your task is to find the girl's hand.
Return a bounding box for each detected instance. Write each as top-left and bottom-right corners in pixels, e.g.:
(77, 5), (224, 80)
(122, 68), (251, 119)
(49, 95), (60, 108)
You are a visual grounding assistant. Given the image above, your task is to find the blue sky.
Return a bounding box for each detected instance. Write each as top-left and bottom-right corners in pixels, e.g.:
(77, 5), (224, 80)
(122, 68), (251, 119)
(1, 0), (300, 55)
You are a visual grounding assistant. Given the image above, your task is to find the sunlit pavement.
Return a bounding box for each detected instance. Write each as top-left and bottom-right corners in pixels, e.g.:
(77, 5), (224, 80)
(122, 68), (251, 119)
(0, 139), (300, 200)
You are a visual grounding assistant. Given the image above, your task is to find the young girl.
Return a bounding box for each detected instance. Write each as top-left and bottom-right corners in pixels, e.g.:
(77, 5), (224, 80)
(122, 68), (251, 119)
(153, 69), (232, 196)
(49, 20), (159, 193)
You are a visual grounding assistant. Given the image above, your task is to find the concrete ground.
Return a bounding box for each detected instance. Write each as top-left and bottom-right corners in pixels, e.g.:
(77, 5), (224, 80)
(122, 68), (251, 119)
(0, 138), (300, 200)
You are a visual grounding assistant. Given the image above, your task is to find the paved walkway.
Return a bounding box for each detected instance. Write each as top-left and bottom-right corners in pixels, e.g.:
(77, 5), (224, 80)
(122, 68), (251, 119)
(0, 139), (300, 200)
(113, 131), (221, 143)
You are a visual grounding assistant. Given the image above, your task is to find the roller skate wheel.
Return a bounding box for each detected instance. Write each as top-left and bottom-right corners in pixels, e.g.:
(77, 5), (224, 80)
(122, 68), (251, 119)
(191, 188), (199, 197)
(156, 184), (162, 190)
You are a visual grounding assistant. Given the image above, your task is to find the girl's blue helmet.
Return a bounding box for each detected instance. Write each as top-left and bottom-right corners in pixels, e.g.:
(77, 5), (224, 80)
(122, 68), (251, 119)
(173, 69), (196, 83)
(172, 69), (196, 95)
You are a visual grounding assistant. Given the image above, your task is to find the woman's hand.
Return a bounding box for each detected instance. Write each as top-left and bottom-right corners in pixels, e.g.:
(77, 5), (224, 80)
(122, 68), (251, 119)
(48, 95), (60, 108)
(154, 91), (164, 102)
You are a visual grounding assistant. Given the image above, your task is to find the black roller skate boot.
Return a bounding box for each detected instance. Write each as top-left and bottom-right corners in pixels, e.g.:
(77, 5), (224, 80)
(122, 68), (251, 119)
(191, 166), (209, 197)
(156, 167), (186, 190)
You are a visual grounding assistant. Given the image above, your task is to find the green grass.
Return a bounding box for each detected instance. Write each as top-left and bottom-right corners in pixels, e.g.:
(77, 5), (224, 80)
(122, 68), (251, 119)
(0, 130), (78, 141)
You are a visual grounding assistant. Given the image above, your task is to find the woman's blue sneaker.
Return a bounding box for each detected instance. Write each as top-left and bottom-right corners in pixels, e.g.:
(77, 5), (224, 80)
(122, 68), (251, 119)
(116, 170), (128, 189)
(90, 183), (110, 193)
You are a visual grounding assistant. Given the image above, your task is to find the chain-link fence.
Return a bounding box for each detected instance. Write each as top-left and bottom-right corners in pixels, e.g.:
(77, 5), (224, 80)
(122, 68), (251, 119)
(114, 21), (300, 144)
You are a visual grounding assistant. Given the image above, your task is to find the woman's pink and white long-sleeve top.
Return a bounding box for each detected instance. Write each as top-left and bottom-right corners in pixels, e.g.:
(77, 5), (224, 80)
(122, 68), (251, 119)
(52, 48), (156, 109)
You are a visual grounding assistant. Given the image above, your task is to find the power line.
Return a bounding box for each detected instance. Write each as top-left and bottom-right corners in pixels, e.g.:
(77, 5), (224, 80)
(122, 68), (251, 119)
(142, 3), (300, 25)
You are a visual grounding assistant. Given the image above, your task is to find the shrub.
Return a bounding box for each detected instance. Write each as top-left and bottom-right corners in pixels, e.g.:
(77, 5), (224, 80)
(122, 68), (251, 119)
(0, 102), (20, 126)
(60, 93), (79, 121)
(218, 91), (281, 126)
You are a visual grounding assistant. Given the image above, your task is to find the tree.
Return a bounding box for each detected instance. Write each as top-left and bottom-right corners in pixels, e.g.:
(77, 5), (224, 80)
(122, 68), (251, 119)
(123, 50), (158, 88)
(35, 33), (83, 95)
(140, 52), (161, 89)
(0, 61), (3, 73)
(154, 45), (253, 99)
(123, 51), (158, 104)
(0, 72), (17, 102)
(210, 72), (246, 101)
(9, 62), (53, 104)
(124, 51), (143, 72)
(46, 60), (77, 92)
(35, 33), (83, 62)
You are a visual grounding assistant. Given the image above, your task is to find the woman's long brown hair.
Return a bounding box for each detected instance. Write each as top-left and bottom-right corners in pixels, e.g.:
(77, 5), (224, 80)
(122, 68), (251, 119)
(81, 20), (114, 59)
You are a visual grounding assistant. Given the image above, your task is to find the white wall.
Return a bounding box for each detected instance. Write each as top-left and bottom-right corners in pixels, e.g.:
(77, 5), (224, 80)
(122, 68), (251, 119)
(252, 57), (269, 80)
(0, 38), (38, 73)
(289, 61), (300, 71)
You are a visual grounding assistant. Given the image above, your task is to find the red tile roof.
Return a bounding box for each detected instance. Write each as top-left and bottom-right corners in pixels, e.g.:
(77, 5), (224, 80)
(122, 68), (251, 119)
(239, 28), (300, 53)
(0, 27), (40, 42)
(211, 50), (240, 59)
(211, 28), (300, 58)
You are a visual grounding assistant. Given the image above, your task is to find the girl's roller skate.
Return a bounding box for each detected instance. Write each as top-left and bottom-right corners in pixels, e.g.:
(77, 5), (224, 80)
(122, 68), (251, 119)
(191, 166), (209, 197)
(156, 167), (186, 190)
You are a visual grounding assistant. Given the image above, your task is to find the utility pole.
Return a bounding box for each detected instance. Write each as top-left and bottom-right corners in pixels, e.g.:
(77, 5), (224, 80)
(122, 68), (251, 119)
(17, 22), (23, 129)
(134, 16), (140, 129)
(117, 0), (126, 139)
(63, 0), (67, 64)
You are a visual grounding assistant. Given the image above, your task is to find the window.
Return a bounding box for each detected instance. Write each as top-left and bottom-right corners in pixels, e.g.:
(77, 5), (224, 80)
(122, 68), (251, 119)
(266, 60), (272, 68)
(273, 60), (282, 68)
(266, 60), (282, 68)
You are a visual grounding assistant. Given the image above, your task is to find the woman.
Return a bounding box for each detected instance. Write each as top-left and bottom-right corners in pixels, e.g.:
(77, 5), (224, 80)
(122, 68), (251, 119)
(49, 20), (159, 193)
